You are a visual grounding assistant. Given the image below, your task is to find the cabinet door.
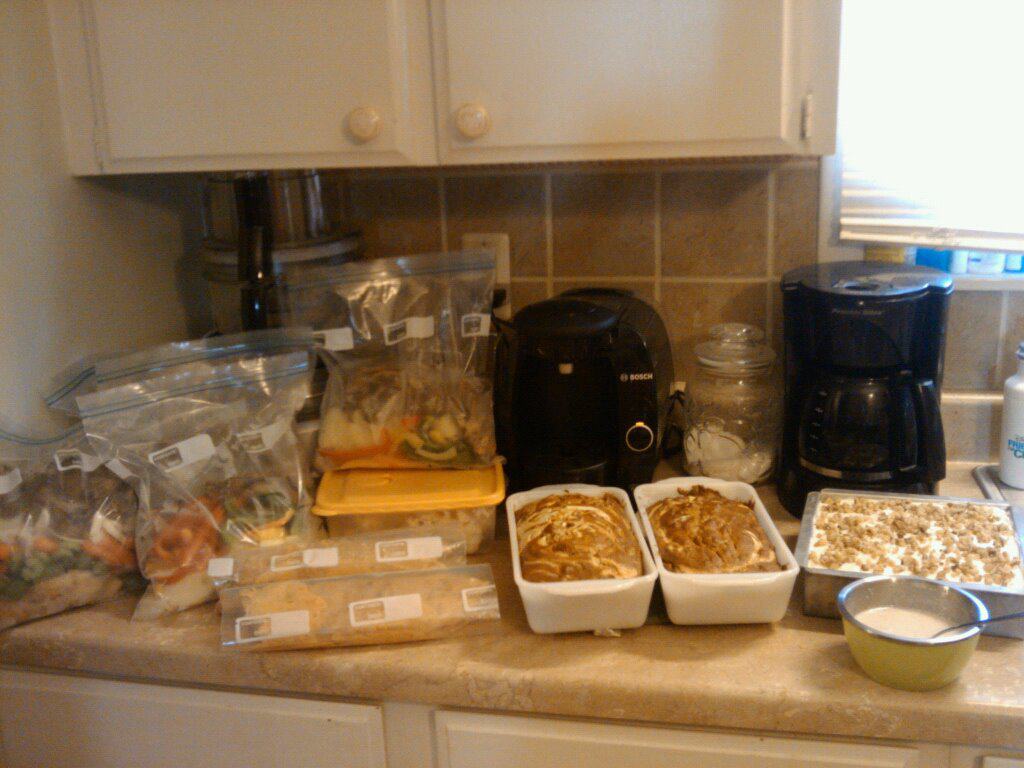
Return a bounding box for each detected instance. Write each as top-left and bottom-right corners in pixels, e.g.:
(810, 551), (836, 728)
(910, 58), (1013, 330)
(435, 711), (921, 768)
(431, 0), (840, 164)
(46, 0), (435, 173)
(0, 670), (386, 768)
(950, 748), (1024, 768)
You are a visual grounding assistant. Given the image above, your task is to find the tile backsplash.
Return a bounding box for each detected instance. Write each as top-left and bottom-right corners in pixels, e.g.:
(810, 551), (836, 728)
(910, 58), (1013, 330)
(333, 159), (1019, 409)
(334, 159), (820, 384)
(945, 290), (1022, 392)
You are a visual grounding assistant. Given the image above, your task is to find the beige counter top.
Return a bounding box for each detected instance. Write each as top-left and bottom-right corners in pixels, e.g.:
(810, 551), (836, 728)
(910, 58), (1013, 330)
(2, 464), (1023, 750)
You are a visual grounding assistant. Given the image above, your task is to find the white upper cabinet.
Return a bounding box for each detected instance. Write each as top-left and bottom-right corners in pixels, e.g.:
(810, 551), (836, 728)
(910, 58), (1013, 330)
(45, 0), (840, 173)
(46, 0), (436, 173)
(430, 0), (840, 164)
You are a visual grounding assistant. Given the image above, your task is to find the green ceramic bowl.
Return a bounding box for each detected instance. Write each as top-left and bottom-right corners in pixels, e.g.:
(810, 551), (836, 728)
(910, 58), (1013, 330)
(838, 575), (988, 691)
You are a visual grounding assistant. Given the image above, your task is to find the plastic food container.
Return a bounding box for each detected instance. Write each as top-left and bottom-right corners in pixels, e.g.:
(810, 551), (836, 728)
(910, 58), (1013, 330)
(634, 477), (798, 625)
(312, 462), (505, 554)
(505, 484), (657, 634)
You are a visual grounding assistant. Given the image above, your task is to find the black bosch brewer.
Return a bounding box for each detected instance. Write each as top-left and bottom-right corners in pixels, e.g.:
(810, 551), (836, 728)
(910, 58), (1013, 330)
(778, 262), (953, 515)
(494, 289), (673, 493)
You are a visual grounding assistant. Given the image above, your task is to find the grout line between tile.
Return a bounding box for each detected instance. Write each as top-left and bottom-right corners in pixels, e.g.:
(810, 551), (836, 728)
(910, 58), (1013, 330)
(437, 174), (448, 253)
(661, 276), (772, 284)
(653, 171), (662, 305)
(996, 291), (1010, 385)
(765, 167), (777, 345)
(552, 276), (655, 283)
(544, 173), (554, 297)
(511, 277), (549, 284)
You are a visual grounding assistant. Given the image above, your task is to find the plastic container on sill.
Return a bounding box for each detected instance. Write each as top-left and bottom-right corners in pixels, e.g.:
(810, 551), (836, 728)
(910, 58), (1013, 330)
(505, 484), (657, 634)
(312, 462), (505, 554)
(633, 477), (798, 625)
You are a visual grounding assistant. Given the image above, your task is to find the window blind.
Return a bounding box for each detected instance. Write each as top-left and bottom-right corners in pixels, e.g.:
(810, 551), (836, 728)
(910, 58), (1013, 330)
(838, 0), (1024, 252)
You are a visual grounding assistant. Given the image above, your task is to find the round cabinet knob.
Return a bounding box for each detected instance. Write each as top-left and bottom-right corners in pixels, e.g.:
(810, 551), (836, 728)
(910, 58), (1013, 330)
(454, 102), (491, 140)
(625, 422), (655, 453)
(347, 107), (382, 143)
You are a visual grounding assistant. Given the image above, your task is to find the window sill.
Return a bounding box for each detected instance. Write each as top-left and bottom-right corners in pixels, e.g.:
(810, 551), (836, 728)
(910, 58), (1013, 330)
(950, 274), (1024, 291)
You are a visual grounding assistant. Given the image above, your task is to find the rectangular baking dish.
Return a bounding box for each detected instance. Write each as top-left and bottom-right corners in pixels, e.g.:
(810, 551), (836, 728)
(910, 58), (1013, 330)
(505, 484), (657, 634)
(634, 477), (798, 625)
(795, 489), (1024, 639)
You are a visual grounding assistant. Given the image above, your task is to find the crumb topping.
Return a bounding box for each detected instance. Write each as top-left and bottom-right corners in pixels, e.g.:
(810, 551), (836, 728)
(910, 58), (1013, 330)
(808, 495), (1023, 588)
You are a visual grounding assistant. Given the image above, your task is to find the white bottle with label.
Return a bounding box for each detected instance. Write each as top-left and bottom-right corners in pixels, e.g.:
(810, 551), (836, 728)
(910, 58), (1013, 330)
(999, 343), (1024, 488)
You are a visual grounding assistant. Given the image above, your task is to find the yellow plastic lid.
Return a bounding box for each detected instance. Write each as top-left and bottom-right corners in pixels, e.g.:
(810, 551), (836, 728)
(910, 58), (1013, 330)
(313, 461), (506, 516)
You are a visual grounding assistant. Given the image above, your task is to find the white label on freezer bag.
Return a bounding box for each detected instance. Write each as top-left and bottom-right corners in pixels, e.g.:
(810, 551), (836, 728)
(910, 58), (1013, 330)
(0, 468), (22, 495)
(318, 327), (355, 351)
(302, 547), (340, 568)
(104, 459), (134, 480)
(53, 449), (104, 473)
(460, 313), (491, 338)
(207, 557), (235, 579)
(236, 420), (288, 453)
(349, 593), (423, 627)
(148, 434), (215, 472)
(269, 547), (340, 572)
(235, 610), (311, 644)
(461, 585), (499, 613)
(374, 536), (443, 563)
(385, 316), (435, 345)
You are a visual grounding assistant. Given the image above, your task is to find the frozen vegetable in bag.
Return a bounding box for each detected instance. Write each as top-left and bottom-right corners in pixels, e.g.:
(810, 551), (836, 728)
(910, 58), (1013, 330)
(0, 428), (140, 630)
(312, 251), (497, 471)
(78, 351), (315, 620)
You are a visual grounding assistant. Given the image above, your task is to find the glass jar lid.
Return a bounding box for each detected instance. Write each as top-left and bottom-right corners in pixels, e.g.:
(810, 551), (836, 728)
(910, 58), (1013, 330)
(694, 323), (775, 370)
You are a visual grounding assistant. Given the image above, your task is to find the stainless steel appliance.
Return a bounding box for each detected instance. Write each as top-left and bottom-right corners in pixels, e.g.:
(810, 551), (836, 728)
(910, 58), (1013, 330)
(201, 170), (360, 332)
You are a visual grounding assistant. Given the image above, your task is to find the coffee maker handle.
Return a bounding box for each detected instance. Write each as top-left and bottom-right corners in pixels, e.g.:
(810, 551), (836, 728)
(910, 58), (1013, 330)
(912, 379), (946, 481)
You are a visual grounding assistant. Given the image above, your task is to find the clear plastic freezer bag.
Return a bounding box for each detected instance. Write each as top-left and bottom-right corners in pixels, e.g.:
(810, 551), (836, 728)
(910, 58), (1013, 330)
(208, 526), (467, 589)
(220, 564), (500, 651)
(309, 251), (497, 471)
(0, 428), (140, 630)
(44, 327), (315, 415)
(78, 350), (316, 620)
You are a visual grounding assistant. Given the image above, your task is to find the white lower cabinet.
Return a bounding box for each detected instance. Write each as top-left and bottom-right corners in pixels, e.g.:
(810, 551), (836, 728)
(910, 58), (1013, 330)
(1, 672), (1017, 768)
(0, 670), (386, 768)
(434, 711), (922, 768)
(950, 749), (1024, 768)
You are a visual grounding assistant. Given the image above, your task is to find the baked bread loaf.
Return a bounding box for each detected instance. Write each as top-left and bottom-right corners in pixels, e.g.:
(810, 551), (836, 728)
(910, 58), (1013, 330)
(646, 486), (780, 574)
(514, 492), (643, 582)
(221, 564), (499, 651)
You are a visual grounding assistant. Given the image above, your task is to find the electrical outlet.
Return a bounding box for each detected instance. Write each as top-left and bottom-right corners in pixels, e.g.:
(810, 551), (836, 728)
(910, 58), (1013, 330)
(463, 232), (512, 319)
(462, 233), (510, 284)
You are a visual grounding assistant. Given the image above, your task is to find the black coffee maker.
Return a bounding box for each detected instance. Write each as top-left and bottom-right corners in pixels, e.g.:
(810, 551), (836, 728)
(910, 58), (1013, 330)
(778, 262), (953, 515)
(494, 289), (673, 493)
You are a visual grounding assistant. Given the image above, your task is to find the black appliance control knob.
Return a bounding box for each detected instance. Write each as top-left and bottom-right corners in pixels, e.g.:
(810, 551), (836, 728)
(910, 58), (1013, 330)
(625, 422), (655, 453)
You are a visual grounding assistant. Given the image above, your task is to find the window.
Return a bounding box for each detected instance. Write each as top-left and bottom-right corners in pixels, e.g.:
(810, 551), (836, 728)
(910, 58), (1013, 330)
(836, 1), (1024, 253)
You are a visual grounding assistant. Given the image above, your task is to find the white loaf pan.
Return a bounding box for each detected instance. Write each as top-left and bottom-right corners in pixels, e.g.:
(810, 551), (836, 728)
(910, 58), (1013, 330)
(506, 484), (656, 634)
(634, 477), (798, 625)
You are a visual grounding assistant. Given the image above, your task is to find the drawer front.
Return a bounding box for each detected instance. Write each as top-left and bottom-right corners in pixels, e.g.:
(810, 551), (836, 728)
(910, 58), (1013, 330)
(436, 711), (920, 768)
(1, 670), (386, 768)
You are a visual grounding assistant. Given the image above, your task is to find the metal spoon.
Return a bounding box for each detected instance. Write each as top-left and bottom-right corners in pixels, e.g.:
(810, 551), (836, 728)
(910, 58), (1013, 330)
(930, 610), (1024, 638)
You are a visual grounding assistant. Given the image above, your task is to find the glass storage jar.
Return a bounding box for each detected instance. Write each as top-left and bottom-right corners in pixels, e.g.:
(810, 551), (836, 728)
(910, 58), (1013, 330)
(684, 323), (780, 483)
